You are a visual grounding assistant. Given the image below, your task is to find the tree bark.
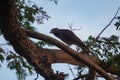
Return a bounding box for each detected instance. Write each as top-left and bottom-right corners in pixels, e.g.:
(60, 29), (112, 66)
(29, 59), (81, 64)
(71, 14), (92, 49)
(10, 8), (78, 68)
(24, 29), (120, 76)
(0, 0), (60, 80)
(0, 0), (117, 80)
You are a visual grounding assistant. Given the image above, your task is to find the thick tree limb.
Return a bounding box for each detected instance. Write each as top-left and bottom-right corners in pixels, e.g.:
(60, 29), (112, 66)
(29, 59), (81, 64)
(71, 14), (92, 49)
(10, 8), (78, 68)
(24, 28), (120, 77)
(24, 29), (114, 80)
(43, 49), (120, 75)
(0, 0), (118, 80)
(0, 0), (62, 80)
(42, 49), (100, 65)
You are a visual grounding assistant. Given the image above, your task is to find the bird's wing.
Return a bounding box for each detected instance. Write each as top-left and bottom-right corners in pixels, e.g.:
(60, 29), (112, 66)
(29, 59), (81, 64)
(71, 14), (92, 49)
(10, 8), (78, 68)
(59, 29), (83, 43)
(56, 29), (89, 54)
(60, 29), (89, 49)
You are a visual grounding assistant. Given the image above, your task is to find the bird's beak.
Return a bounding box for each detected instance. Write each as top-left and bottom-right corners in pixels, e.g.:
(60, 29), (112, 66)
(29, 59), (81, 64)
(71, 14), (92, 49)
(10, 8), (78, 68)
(49, 30), (52, 33)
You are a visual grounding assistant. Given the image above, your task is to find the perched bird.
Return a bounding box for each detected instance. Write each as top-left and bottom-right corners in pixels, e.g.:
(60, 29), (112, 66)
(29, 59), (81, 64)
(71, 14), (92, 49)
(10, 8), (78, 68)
(50, 28), (89, 54)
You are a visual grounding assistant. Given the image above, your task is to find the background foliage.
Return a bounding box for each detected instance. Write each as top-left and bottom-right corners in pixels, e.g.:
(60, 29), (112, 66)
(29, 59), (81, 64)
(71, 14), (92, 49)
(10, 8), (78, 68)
(0, 0), (120, 80)
(0, 0), (56, 80)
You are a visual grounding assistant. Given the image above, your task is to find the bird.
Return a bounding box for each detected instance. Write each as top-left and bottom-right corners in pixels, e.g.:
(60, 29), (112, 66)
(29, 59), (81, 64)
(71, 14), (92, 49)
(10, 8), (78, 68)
(50, 28), (89, 54)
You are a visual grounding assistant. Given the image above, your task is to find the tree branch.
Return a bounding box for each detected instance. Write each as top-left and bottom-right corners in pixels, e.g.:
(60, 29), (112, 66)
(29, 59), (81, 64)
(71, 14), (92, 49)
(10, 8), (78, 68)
(88, 7), (120, 47)
(43, 49), (120, 75)
(23, 29), (114, 80)
(0, 0), (118, 80)
(0, 0), (63, 80)
(85, 67), (96, 80)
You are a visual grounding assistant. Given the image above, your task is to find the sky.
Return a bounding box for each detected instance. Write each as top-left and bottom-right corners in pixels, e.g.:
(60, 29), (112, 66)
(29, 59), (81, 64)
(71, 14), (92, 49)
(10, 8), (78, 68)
(0, 0), (120, 80)
(35, 0), (120, 40)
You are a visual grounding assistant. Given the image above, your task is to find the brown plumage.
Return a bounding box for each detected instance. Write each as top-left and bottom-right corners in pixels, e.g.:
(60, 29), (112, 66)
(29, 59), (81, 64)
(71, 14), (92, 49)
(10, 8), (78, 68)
(50, 28), (89, 54)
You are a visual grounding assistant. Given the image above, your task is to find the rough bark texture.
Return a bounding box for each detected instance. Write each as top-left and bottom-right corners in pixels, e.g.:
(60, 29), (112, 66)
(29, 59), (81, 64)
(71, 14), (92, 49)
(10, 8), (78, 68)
(23, 29), (120, 75)
(85, 68), (96, 80)
(0, 0), (119, 80)
(0, 0), (60, 80)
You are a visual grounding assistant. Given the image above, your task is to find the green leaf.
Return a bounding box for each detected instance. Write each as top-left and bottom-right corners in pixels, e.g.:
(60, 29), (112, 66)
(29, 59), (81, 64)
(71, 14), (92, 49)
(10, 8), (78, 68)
(0, 54), (4, 63)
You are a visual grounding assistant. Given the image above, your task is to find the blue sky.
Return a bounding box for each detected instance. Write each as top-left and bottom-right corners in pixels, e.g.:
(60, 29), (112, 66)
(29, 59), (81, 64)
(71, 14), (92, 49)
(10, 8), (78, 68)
(35, 0), (120, 40)
(0, 0), (120, 80)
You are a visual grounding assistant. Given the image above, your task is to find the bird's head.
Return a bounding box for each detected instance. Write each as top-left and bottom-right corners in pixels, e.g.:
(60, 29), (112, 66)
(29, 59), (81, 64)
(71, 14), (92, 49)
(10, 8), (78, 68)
(50, 28), (59, 34)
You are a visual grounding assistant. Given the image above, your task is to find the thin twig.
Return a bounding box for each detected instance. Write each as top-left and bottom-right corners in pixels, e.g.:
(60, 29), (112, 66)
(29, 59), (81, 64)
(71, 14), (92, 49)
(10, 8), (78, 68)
(68, 22), (73, 31)
(67, 64), (76, 78)
(88, 7), (120, 48)
(68, 22), (82, 31)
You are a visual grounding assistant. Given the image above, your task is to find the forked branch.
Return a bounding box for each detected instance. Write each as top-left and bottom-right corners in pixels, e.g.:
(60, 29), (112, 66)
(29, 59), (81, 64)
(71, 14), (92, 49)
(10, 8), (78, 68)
(88, 7), (120, 47)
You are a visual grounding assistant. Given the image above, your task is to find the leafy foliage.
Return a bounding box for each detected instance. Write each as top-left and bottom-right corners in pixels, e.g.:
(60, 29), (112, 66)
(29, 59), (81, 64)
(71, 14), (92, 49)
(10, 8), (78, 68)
(0, 0), (120, 80)
(0, 0), (55, 80)
(75, 66), (88, 80)
(16, 0), (50, 31)
(89, 35), (120, 76)
(77, 35), (120, 79)
(88, 35), (120, 59)
(0, 48), (4, 67)
(6, 51), (34, 80)
(114, 16), (120, 30)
